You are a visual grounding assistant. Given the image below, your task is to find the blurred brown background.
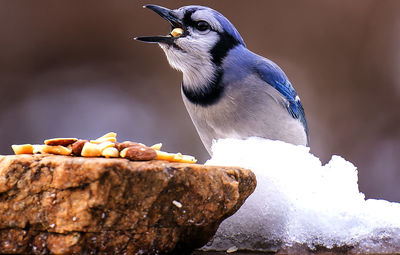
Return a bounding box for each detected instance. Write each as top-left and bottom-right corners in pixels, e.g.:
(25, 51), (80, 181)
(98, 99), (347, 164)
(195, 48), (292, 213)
(0, 1), (399, 201)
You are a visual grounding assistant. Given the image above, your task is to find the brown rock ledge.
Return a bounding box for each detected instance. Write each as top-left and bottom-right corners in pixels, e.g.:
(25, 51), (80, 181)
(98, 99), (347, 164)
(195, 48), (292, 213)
(0, 154), (256, 254)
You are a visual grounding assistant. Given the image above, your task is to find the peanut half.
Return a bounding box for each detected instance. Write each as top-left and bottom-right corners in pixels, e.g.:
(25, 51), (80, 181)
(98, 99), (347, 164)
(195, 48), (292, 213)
(176, 155), (197, 164)
(102, 147), (119, 158)
(155, 150), (175, 161)
(98, 132), (117, 139)
(11, 144), (34, 155)
(171, 28), (183, 37)
(156, 150), (197, 164)
(44, 138), (78, 146)
(120, 145), (157, 161)
(150, 143), (162, 151)
(117, 141), (142, 152)
(42, 145), (72, 156)
(90, 132), (117, 144)
(81, 142), (101, 157)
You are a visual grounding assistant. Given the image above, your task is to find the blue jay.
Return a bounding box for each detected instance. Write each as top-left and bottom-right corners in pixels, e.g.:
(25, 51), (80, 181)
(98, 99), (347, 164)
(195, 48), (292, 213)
(136, 5), (309, 154)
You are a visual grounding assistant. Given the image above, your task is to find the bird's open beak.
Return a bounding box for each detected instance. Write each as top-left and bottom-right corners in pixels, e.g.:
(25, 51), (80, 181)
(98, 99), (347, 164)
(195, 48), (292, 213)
(135, 4), (184, 44)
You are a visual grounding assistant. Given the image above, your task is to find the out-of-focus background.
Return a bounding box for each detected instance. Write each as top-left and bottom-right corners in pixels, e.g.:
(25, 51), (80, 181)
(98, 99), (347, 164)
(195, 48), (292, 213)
(0, 1), (399, 200)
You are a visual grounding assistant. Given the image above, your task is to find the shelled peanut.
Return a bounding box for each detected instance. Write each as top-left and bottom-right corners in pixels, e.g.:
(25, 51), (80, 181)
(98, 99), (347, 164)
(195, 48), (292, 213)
(11, 132), (197, 164)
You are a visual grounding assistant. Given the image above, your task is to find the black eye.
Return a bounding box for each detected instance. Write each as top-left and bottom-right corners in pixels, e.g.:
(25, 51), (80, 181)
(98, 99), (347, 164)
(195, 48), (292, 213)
(195, 21), (210, 31)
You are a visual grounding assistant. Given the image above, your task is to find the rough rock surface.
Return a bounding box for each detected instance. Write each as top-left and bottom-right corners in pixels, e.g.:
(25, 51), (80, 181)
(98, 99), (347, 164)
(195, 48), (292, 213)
(0, 154), (256, 254)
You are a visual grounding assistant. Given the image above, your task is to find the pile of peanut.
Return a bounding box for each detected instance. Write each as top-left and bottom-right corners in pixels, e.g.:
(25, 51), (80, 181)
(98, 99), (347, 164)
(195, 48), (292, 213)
(11, 132), (197, 164)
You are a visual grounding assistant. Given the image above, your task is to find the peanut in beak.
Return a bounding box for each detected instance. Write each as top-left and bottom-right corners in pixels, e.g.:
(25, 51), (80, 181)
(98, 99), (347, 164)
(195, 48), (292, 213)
(170, 28), (183, 37)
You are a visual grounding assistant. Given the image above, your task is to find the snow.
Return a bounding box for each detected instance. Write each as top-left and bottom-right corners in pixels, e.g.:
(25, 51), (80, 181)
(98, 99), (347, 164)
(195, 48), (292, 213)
(202, 137), (400, 253)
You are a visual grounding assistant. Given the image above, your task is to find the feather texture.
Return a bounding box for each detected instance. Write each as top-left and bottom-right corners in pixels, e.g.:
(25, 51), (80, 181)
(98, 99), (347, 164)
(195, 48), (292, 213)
(254, 60), (309, 140)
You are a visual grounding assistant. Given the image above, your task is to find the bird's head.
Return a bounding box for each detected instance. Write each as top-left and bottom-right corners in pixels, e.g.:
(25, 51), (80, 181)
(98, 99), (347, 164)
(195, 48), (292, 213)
(136, 5), (245, 89)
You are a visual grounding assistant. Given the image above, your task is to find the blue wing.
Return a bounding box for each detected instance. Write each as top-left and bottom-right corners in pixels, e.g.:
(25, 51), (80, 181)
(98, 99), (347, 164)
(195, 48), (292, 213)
(254, 59), (309, 139)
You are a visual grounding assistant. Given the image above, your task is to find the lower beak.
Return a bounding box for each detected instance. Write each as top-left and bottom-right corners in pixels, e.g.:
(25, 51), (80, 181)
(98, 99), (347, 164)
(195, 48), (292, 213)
(135, 4), (183, 44)
(134, 35), (173, 44)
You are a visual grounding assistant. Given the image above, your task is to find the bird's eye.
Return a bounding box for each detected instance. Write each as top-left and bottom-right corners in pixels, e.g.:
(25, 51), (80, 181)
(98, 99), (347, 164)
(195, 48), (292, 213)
(195, 21), (210, 32)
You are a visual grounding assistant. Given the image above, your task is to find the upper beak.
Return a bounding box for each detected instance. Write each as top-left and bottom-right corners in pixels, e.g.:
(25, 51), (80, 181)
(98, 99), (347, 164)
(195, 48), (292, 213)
(135, 4), (183, 44)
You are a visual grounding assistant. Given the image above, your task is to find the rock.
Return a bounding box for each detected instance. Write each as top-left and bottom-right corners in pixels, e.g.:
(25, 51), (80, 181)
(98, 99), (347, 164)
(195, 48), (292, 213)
(0, 154), (256, 254)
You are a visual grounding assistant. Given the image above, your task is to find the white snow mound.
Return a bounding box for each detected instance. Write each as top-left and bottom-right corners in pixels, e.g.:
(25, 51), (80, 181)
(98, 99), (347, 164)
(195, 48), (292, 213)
(202, 137), (400, 253)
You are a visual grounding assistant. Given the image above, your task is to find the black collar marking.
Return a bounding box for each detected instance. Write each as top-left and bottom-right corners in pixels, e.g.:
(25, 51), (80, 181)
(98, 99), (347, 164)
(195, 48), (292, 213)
(182, 69), (224, 107)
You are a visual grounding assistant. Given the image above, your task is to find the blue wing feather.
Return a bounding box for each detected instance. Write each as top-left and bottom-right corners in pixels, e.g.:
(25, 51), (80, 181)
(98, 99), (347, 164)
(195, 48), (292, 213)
(254, 60), (309, 139)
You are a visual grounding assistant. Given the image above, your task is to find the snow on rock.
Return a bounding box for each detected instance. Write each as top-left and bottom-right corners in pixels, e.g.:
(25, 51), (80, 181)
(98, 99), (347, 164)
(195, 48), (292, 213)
(202, 137), (400, 253)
